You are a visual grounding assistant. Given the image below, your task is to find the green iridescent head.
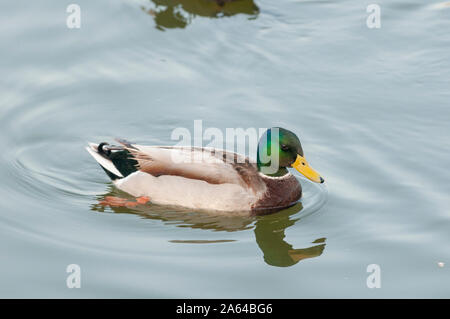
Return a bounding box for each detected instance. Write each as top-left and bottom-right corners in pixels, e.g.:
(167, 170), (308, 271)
(257, 127), (324, 183)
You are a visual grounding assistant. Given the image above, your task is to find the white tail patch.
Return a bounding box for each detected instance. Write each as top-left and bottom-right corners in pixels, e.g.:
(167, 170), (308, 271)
(86, 143), (124, 178)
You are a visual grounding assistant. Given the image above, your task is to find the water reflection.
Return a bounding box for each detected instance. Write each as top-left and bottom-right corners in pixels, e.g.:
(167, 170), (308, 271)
(91, 188), (326, 267)
(142, 0), (259, 30)
(254, 206), (326, 267)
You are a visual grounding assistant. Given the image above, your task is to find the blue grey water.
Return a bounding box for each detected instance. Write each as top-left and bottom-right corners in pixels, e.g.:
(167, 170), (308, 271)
(0, 0), (449, 298)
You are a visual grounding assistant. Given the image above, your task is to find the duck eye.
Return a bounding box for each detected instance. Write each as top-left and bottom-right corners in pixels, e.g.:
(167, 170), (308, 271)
(281, 144), (289, 151)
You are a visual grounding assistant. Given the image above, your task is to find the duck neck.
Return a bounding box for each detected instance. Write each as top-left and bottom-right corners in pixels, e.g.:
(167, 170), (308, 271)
(256, 144), (289, 177)
(257, 163), (289, 177)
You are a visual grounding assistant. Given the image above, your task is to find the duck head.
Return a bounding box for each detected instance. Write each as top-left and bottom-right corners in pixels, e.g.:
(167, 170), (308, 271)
(257, 127), (324, 183)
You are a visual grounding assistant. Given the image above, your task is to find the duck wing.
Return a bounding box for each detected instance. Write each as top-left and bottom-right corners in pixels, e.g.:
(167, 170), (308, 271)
(119, 142), (265, 193)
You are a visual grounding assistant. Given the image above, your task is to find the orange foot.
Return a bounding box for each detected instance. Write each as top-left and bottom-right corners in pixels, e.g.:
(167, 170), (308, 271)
(99, 196), (150, 207)
(136, 196), (150, 204)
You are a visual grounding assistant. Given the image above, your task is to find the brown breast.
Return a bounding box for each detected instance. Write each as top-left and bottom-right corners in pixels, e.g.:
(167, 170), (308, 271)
(251, 174), (302, 215)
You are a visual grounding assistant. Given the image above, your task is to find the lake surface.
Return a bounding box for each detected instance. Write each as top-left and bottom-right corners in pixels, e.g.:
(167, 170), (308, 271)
(0, 0), (449, 298)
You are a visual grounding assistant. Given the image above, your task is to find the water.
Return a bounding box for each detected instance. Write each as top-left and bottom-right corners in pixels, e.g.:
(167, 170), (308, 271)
(0, 0), (449, 298)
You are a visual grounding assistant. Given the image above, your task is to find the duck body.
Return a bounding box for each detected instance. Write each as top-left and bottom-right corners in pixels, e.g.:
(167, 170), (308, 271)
(87, 142), (302, 214)
(87, 127), (324, 215)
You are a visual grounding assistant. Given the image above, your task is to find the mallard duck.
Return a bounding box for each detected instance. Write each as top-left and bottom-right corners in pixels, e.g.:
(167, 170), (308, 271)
(86, 128), (324, 214)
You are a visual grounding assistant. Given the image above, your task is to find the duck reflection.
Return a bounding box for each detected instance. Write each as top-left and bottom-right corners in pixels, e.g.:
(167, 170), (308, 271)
(142, 0), (259, 30)
(91, 188), (326, 267)
(254, 205), (326, 267)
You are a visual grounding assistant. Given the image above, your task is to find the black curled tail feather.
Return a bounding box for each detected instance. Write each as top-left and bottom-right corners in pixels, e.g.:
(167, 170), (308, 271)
(98, 142), (112, 156)
(93, 142), (139, 180)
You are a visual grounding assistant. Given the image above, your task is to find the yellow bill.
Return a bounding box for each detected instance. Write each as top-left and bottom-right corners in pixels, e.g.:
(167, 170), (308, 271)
(291, 155), (324, 183)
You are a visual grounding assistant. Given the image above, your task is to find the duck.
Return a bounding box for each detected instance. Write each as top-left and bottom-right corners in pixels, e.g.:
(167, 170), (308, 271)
(86, 127), (324, 215)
